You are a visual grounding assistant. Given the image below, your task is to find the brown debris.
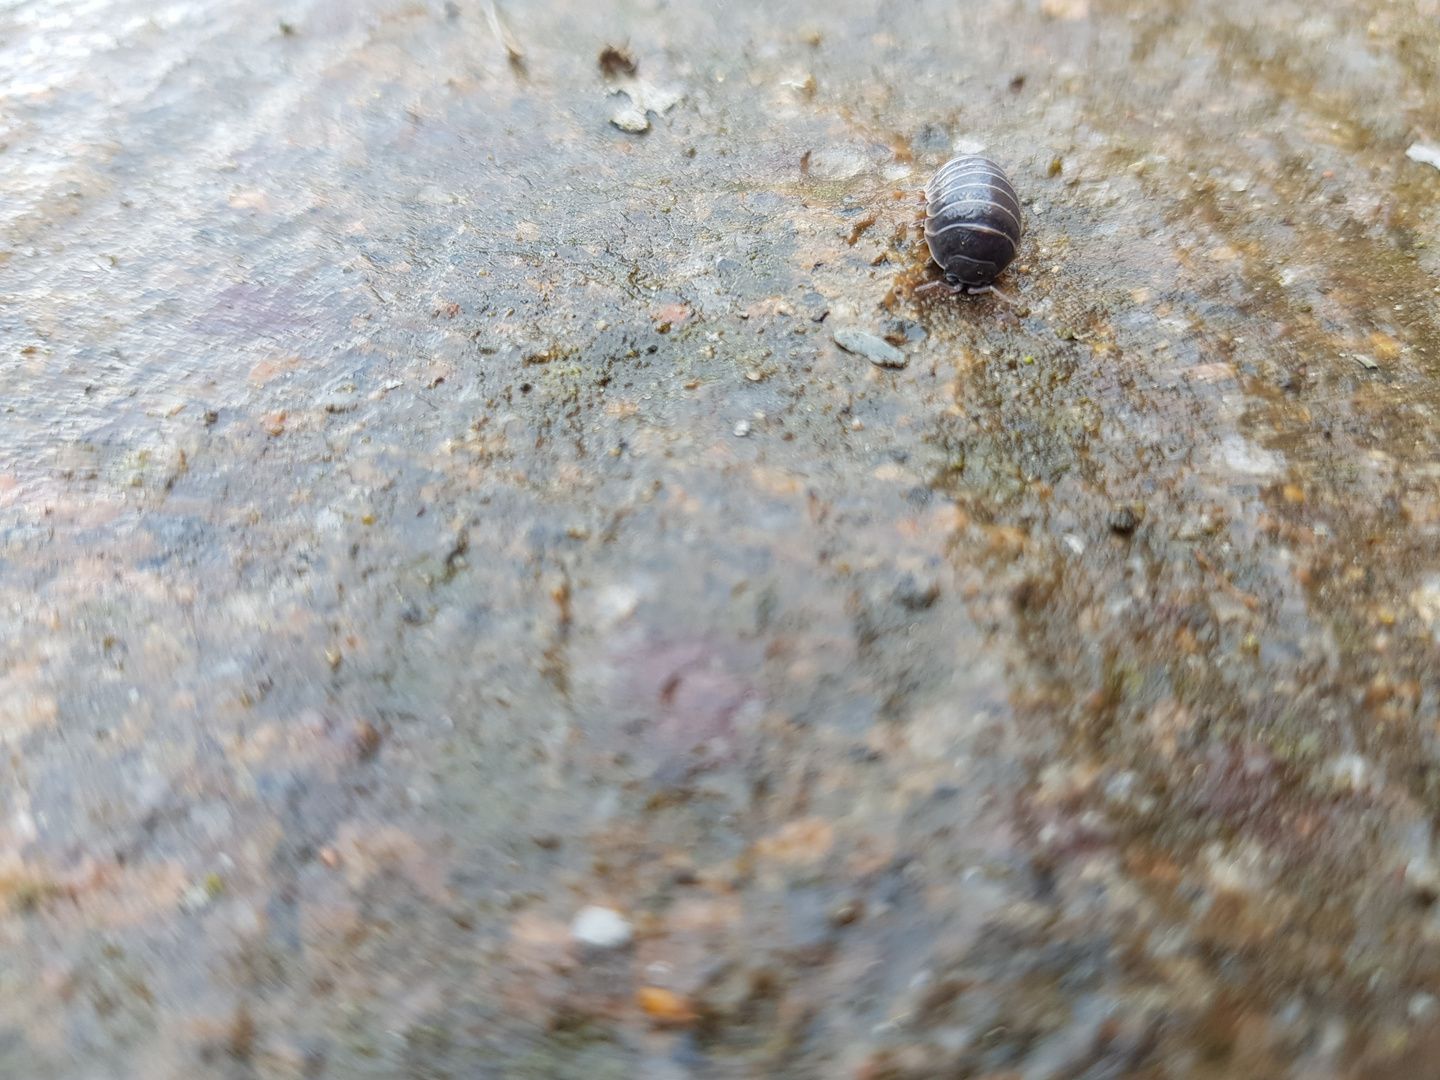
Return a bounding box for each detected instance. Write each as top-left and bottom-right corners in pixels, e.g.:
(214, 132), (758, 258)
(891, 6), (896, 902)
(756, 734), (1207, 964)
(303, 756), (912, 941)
(599, 44), (637, 78)
(352, 720), (383, 761)
(846, 216), (876, 246)
(637, 986), (696, 1023)
(1146, 698), (1196, 760)
(227, 1004), (257, 1062)
(483, 2), (525, 63)
(1194, 550), (1260, 611)
(754, 818), (835, 864)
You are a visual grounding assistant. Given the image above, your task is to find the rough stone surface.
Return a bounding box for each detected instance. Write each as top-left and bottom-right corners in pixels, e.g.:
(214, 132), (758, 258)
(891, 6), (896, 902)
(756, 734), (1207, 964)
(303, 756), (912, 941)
(0, 0), (1439, 1076)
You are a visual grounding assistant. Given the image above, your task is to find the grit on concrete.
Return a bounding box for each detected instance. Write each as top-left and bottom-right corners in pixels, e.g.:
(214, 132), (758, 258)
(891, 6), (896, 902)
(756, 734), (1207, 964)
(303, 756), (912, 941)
(4, 0), (1440, 1076)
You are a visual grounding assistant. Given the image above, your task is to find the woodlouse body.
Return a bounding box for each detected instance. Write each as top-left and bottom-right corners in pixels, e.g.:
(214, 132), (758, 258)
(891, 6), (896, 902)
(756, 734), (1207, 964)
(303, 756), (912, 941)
(923, 156), (1023, 292)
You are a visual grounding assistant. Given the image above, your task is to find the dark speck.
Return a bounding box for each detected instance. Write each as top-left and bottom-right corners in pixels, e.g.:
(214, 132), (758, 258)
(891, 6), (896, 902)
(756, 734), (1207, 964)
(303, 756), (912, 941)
(893, 573), (940, 611)
(882, 318), (927, 346)
(519, 383), (532, 393)
(828, 898), (865, 927)
(1107, 505), (1144, 535)
(598, 44), (637, 77)
(352, 720), (383, 761)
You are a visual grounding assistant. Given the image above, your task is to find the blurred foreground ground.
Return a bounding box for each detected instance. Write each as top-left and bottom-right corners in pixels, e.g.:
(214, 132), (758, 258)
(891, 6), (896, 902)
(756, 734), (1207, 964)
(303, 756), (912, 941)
(5, 0), (1440, 1076)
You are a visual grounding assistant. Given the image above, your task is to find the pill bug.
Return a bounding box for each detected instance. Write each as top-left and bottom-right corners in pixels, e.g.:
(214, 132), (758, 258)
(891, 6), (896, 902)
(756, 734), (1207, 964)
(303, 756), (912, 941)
(921, 155), (1023, 298)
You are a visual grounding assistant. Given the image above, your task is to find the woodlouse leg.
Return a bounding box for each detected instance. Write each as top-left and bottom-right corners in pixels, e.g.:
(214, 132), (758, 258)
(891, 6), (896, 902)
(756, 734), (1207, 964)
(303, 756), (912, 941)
(915, 280), (961, 296)
(967, 284), (1016, 304)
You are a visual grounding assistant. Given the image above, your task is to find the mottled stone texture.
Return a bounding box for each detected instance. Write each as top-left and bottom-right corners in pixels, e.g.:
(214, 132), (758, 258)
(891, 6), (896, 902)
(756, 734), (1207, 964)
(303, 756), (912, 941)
(1, 0), (1440, 1076)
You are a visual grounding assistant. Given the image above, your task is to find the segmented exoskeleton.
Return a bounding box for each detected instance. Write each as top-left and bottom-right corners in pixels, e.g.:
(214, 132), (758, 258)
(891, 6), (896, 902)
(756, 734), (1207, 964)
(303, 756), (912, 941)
(921, 155), (1023, 298)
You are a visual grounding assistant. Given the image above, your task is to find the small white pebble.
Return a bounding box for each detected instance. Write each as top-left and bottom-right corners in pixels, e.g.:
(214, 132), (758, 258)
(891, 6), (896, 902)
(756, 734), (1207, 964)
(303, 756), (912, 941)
(595, 583), (640, 628)
(179, 883), (213, 913)
(1063, 534), (1085, 555)
(571, 905), (632, 948)
(1326, 753), (1372, 792)
(1408, 142), (1440, 171)
(733, 420), (751, 437)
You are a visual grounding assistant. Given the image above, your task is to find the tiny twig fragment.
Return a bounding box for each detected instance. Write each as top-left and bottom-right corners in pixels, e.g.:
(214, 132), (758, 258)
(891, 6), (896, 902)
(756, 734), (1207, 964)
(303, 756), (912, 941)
(1195, 550), (1260, 611)
(483, 1), (525, 62)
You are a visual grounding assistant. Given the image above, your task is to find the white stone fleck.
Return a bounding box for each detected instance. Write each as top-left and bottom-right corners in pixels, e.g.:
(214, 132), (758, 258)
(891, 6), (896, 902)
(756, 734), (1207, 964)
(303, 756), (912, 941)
(1407, 142), (1440, 171)
(570, 905), (632, 948)
(595, 583), (640, 629)
(1215, 434), (1282, 478)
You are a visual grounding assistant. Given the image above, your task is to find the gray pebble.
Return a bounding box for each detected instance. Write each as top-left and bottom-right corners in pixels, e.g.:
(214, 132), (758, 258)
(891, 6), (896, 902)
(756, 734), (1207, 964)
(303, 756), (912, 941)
(833, 328), (908, 369)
